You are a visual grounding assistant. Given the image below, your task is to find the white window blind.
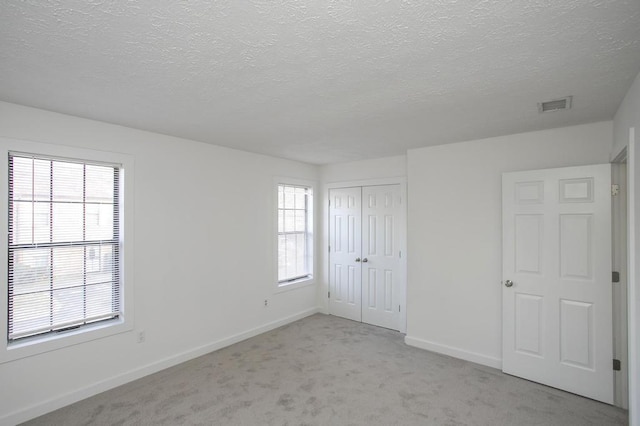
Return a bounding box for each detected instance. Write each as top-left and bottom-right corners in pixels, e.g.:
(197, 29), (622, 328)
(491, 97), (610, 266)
(8, 153), (121, 342)
(277, 184), (312, 283)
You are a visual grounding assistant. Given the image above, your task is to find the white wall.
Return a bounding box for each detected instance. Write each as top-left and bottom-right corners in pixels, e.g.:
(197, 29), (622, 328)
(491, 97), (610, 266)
(613, 72), (640, 160)
(613, 70), (640, 426)
(321, 155), (406, 184)
(405, 122), (613, 368)
(0, 101), (320, 425)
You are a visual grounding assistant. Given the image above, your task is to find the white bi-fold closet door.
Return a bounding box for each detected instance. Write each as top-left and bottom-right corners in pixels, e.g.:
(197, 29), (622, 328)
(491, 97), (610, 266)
(328, 184), (404, 331)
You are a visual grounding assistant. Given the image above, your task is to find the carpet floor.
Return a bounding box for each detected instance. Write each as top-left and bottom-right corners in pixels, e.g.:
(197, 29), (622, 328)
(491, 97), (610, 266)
(23, 314), (627, 426)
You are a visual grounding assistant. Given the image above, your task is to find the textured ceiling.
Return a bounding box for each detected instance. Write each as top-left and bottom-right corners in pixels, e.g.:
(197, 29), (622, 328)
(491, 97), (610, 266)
(1, 1), (639, 164)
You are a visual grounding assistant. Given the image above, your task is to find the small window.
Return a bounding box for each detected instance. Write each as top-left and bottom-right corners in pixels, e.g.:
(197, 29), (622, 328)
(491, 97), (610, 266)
(277, 183), (313, 285)
(7, 153), (122, 343)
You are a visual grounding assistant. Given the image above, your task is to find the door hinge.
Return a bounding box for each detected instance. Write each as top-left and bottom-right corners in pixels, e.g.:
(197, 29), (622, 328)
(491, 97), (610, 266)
(398, 305), (401, 312)
(399, 250), (402, 259)
(328, 291), (330, 299)
(612, 184), (620, 196)
(328, 245), (331, 253)
(613, 359), (621, 371)
(612, 271), (620, 283)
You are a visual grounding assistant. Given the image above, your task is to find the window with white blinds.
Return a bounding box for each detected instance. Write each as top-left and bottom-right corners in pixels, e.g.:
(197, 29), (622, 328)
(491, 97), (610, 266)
(8, 153), (121, 342)
(277, 184), (313, 284)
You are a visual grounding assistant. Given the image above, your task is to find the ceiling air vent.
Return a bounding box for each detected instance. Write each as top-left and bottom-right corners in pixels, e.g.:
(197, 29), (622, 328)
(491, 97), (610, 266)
(538, 96), (573, 113)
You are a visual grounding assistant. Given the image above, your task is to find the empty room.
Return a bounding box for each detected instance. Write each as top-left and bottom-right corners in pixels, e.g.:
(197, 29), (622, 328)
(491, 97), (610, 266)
(1, 1), (640, 425)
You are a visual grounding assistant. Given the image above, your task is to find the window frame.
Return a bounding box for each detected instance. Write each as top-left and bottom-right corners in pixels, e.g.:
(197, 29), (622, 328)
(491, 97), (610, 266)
(274, 177), (315, 292)
(0, 138), (134, 363)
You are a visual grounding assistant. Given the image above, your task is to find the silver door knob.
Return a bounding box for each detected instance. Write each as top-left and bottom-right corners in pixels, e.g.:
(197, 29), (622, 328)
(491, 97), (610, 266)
(504, 280), (514, 288)
(362, 258), (368, 263)
(355, 258), (361, 262)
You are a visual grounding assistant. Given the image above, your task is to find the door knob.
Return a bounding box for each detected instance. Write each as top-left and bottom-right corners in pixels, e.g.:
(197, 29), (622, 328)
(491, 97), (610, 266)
(362, 258), (368, 263)
(355, 258), (361, 262)
(504, 280), (514, 288)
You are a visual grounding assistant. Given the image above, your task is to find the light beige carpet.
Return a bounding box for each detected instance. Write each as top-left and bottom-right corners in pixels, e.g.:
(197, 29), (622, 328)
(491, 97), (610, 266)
(23, 314), (627, 425)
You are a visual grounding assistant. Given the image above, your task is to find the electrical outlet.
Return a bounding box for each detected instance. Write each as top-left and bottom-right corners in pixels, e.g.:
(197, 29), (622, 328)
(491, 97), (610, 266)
(264, 299), (268, 307)
(137, 330), (146, 343)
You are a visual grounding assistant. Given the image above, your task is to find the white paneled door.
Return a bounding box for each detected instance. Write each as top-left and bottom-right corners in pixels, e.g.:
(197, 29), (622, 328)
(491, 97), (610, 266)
(361, 186), (402, 330)
(502, 164), (613, 403)
(328, 187), (362, 322)
(329, 185), (403, 330)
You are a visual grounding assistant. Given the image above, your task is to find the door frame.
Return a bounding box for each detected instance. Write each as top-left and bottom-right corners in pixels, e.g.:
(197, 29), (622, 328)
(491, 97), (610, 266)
(323, 177), (407, 333)
(612, 129), (637, 415)
(628, 131), (639, 426)
(611, 159), (629, 408)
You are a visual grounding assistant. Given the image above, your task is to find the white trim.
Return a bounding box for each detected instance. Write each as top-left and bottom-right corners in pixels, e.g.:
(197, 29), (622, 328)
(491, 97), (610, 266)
(2, 307), (320, 426)
(611, 161), (629, 408)
(0, 137), (135, 363)
(627, 129), (639, 426)
(404, 335), (502, 370)
(325, 176), (406, 189)
(274, 277), (316, 294)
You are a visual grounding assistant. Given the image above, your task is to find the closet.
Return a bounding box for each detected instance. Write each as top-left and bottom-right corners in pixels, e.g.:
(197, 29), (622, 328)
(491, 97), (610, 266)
(328, 184), (404, 330)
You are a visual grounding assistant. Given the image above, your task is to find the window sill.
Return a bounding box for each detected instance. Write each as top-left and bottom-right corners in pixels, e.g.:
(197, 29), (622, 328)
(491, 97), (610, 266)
(275, 277), (315, 293)
(0, 318), (132, 364)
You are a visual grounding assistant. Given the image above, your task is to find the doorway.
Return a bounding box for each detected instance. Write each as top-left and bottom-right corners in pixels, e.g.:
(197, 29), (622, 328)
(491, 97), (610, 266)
(328, 184), (406, 331)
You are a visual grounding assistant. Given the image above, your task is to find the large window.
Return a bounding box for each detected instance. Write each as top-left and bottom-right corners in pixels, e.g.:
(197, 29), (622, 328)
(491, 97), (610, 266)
(277, 183), (313, 285)
(8, 153), (122, 343)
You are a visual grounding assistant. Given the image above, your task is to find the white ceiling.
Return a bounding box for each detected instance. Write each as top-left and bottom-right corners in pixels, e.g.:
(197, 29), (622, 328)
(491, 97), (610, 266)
(1, 1), (639, 165)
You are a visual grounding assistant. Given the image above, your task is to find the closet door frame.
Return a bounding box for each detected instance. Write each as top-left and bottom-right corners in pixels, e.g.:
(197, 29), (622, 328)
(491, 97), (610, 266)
(324, 177), (407, 333)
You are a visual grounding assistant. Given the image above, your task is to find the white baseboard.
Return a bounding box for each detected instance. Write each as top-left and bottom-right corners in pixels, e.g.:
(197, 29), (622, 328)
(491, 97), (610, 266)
(404, 335), (502, 370)
(2, 307), (320, 426)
